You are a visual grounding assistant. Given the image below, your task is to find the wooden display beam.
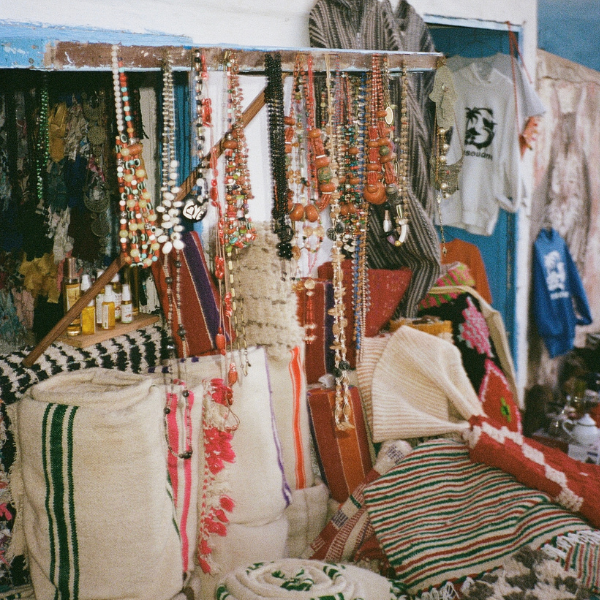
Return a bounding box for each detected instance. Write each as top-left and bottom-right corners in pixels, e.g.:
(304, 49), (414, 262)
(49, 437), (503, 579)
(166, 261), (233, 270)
(57, 314), (160, 348)
(46, 42), (443, 73)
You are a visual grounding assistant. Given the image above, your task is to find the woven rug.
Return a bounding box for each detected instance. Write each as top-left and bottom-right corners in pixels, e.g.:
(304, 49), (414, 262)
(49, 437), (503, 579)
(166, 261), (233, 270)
(460, 546), (593, 600)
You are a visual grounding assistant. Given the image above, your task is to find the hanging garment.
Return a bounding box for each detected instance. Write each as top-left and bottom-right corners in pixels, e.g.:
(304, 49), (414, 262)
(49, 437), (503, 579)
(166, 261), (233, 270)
(441, 238), (493, 304)
(446, 53), (546, 126)
(439, 63), (522, 235)
(309, 0), (441, 317)
(532, 227), (592, 358)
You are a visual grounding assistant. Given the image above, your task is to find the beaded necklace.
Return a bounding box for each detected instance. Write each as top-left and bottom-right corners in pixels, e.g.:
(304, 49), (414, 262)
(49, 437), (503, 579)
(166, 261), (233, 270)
(220, 51), (256, 380)
(286, 55), (325, 278)
(111, 45), (160, 267)
(158, 50), (193, 462)
(324, 55), (352, 431)
(388, 64), (410, 247)
(182, 49), (210, 223)
(35, 75), (51, 236)
(265, 53), (294, 261)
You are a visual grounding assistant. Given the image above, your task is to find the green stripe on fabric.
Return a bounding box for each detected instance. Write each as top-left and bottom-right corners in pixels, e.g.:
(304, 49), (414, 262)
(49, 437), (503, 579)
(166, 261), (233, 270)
(46, 404), (79, 600)
(66, 406), (79, 600)
(41, 404), (57, 597)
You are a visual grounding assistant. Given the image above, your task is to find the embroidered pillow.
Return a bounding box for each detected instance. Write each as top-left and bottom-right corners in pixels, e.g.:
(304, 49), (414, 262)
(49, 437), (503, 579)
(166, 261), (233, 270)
(419, 291), (522, 432)
(466, 415), (600, 528)
(479, 358), (521, 432)
(307, 385), (373, 504)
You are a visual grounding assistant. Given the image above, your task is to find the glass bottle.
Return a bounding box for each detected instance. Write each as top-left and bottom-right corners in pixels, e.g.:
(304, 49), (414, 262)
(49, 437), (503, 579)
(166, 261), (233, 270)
(63, 257), (81, 336)
(102, 284), (116, 330)
(80, 274), (96, 335)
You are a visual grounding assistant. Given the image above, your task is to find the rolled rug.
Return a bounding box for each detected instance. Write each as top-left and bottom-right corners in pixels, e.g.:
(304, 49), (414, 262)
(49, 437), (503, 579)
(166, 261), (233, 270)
(215, 558), (406, 600)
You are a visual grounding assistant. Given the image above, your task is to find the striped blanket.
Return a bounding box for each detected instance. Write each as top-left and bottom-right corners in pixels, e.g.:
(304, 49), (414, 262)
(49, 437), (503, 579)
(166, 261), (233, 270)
(363, 439), (590, 594)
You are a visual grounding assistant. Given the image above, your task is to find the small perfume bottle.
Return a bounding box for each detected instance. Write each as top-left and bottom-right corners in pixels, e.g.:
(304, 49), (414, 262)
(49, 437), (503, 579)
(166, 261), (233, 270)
(111, 272), (122, 321)
(121, 283), (133, 324)
(95, 269), (105, 327)
(102, 284), (116, 330)
(63, 257), (81, 336)
(80, 274), (96, 335)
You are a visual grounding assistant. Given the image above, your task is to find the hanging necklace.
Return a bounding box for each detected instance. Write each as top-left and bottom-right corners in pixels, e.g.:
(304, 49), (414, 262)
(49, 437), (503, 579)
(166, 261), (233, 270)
(111, 45), (160, 267)
(265, 52), (294, 261)
(324, 55), (353, 431)
(387, 62), (410, 247)
(220, 51), (256, 380)
(183, 49), (211, 223)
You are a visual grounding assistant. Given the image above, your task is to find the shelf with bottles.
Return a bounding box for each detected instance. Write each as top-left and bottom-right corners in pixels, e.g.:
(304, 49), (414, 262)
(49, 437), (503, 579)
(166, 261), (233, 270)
(57, 312), (160, 348)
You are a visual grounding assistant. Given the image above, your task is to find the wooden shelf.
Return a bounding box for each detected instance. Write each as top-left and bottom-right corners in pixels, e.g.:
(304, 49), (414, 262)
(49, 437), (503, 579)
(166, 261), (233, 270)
(57, 314), (160, 348)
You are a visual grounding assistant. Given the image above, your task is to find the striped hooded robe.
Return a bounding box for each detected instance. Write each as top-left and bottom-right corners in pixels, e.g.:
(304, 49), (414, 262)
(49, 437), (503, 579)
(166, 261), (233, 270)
(309, 0), (441, 317)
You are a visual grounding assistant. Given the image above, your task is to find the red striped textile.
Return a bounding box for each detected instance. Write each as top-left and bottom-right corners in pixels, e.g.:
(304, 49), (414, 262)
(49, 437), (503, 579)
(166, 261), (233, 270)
(307, 386), (372, 503)
(295, 279), (334, 384)
(317, 261), (412, 368)
(152, 231), (229, 358)
(289, 346), (309, 490)
(363, 438), (589, 595)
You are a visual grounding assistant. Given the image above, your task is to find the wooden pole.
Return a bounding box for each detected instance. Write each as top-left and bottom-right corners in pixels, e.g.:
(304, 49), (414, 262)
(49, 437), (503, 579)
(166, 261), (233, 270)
(21, 87), (268, 367)
(22, 254), (126, 368)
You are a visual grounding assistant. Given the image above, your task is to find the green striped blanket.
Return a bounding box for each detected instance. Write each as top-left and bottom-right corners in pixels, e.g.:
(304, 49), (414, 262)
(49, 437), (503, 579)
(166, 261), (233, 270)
(363, 439), (590, 595)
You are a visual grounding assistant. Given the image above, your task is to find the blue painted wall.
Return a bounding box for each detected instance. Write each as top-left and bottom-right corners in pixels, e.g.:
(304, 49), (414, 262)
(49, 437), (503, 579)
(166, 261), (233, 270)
(538, 0), (600, 72)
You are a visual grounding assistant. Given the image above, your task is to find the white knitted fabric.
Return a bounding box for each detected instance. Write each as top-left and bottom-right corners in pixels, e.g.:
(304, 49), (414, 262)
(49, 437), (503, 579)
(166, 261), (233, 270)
(235, 222), (305, 357)
(356, 333), (392, 432)
(9, 368), (182, 600)
(370, 325), (484, 442)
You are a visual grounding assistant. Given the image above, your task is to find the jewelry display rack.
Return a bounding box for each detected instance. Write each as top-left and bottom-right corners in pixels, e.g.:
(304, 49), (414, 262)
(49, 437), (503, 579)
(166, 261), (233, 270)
(22, 42), (443, 367)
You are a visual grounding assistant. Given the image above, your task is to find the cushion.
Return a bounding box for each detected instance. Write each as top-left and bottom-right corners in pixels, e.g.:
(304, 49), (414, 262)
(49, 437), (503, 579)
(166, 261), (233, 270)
(466, 415), (600, 528)
(419, 290), (522, 428)
(307, 385), (373, 503)
(305, 439), (412, 562)
(9, 369), (183, 600)
(363, 438), (589, 595)
(152, 230), (228, 358)
(266, 346), (313, 491)
(317, 261), (412, 368)
(370, 325), (484, 443)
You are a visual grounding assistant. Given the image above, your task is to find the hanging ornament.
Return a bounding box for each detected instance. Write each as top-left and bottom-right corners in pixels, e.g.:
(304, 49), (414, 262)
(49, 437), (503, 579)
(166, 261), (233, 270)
(111, 45), (160, 267)
(183, 49), (211, 223)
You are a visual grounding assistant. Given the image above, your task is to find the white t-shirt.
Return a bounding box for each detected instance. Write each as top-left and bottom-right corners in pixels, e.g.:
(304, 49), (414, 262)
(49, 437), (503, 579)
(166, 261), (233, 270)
(438, 62), (521, 236)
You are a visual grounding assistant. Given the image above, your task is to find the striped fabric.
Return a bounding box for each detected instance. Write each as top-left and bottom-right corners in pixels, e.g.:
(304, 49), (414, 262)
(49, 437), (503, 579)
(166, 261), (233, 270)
(363, 439), (590, 594)
(549, 530), (600, 593)
(307, 386), (373, 504)
(41, 403), (79, 598)
(152, 230), (227, 358)
(306, 439), (412, 563)
(295, 279), (335, 384)
(309, 0), (442, 318)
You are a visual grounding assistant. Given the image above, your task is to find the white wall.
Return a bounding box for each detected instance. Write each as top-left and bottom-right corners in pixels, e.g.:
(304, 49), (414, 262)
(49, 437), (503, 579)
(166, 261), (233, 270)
(0, 0), (537, 395)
